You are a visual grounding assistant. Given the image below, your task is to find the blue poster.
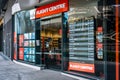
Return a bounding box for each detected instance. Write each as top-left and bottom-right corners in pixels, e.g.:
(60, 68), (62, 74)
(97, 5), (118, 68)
(24, 48), (28, 55)
(28, 33), (32, 39)
(31, 48), (35, 54)
(31, 55), (35, 62)
(24, 55), (29, 61)
(24, 33), (29, 39)
(31, 33), (35, 39)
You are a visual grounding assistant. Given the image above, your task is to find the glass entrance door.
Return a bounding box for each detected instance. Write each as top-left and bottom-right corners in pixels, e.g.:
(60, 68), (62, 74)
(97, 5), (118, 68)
(41, 16), (62, 70)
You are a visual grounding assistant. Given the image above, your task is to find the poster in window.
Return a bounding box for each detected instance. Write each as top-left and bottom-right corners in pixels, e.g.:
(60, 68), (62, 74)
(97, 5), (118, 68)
(28, 33), (32, 39)
(96, 27), (103, 59)
(19, 35), (24, 47)
(31, 48), (35, 54)
(24, 48), (29, 55)
(14, 32), (17, 60)
(68, 17), (95, 73)
(24, 55), (29, 61)
(24, 33), (29, 39)
(31, 33), (35, 39)
(19, 48), (24, 60)
(24, 41), (29, 46)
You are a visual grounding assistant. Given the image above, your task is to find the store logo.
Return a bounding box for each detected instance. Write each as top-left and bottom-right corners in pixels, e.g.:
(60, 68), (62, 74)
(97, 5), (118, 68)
(36, 0), (68, 18)
(69, 62), (95, 73)
(70, 64), (94, 71)
(36, 3), (66, 15)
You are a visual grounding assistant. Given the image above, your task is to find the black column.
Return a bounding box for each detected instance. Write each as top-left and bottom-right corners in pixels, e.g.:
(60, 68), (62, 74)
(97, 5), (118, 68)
(61, 12), (69, 71)
(35, 19), (41, 64)
(11, 15), (14, 60)
(0, 24), (3, 52)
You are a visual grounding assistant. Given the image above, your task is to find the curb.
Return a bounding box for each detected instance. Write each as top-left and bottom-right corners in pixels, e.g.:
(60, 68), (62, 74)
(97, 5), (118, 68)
(61, 73), (90, 80)
(13, 60), (41, 70)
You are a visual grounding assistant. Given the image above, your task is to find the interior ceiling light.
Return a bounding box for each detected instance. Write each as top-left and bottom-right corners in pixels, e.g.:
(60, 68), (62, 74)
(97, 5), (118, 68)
(94, 6), (100, 13)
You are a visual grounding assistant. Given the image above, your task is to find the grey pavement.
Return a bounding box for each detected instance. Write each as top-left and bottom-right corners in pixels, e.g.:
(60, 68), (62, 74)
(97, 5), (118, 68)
(0, 53), (79, 80)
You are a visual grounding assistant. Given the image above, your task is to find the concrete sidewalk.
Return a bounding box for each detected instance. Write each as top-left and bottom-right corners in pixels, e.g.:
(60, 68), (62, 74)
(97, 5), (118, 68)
(0, 53), (89, 80)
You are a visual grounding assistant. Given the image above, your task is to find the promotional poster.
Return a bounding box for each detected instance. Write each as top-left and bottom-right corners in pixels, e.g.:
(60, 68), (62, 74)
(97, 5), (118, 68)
(69, 17), (95, 73)
(96, 27), (103, 59)
(19, 35), (24, 47)
(19, 48), (24, 60)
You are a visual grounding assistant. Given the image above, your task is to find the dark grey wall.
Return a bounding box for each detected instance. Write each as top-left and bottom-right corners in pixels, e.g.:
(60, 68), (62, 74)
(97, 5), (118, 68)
(3, 19), (12, 58)
(3, 0), (15, 58)
(4, 0), (15, 24)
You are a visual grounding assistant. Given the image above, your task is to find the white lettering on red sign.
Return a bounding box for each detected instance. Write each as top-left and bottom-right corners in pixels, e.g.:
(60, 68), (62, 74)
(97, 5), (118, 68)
(49, 3), (65, 11)
(70, 64), (93, 70)
(36, 3), (66, 15)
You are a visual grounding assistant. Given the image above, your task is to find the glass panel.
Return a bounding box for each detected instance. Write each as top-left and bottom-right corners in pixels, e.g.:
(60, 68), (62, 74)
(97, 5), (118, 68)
(15, 10), (35, 34)
(14, 9), (36, 63)
(103, 0), (120, 80)
(40, 15), (62, 69)
(68, 0), (104, 79)
(68, 0), (120, 80)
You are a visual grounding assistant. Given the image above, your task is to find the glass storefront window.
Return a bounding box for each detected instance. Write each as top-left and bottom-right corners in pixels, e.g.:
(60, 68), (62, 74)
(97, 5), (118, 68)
(13, 0), (120, 79)
(15, 10), (35, 34)
(40, 16), (62, 69)
(68, 0), (120, 80)
(68, 0), (101, 76)
(14, 9), (36, 63)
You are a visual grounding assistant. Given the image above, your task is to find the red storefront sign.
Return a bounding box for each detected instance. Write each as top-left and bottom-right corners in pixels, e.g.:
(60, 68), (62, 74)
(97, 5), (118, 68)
(36, 0), (69, 18)
(69, 62), (95, 73)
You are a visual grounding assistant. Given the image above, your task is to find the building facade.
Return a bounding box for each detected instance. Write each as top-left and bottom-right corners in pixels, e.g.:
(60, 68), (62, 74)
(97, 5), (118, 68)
(2, 0), (120, 80)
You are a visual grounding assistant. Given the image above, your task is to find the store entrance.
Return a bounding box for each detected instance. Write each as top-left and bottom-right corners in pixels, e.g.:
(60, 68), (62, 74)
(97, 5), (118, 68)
(41, 16), (62, 70)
